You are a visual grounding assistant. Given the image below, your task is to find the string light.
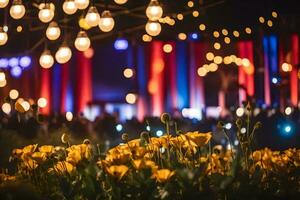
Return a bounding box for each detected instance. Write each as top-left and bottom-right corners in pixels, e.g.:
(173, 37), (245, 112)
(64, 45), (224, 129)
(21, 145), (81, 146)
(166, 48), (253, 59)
(187, 1), (194, 7)
(178, 33), (186, 40)
(39, 50), (54, 69)
(267, 20), (273, 27)
(192, 11), (199, 17)
(38, 3), (55, 23)
(37, 97), (47, 108)
(221, 29), (228, 36)
(9, 89), (19, 100)
(259, 16), (265, 23)
(145, 21), (161, 36)
(177, 13), (183, 20)
(16, 25), (23, 32)
(126, 93), (137, 104)
(245, 27), (252, 34)
(123, 68), (134, 78)
(74, 31), (91, 51)
(10, 0), (26, 20)
(272, 11), (278, 18)
(163, 44), (173, 53)
(206, 52), (214, 61)
(208, 63), (218, 72)
(214, 42), (221, 50)
(66, 111), (73, 121)
(146, 0), (163, 21)
(199, 24), (206, 31)
(242, 58), (250, 67)
(224, 37), (231, 44)
(282, 63), (292, 72)
(0, 27), (8, 46)
(55, 45), (72, 64)
(197, 67), (207, 77)
(0, 0), (9, 8)
(233, 30), (239, 37)
(85, 6), (100, 27)
(114, 0), (128, 5)
(63, 0), (77, 15)
(75, 0), (89, 10)
(0, 72), (5, 81)
(213, 56), (223, 64)
(46, 22), (61, 41)
(2, 103), (11, 114)
(142, 34), (152, 42)
(99, 10), (115, 32)
(213, 31), (220, 38)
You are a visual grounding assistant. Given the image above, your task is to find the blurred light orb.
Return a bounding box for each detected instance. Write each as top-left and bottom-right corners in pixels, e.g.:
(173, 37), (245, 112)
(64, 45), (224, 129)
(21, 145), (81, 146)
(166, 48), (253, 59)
(21, 101), (30, 111)
(245, 27), (252, 34)
(163, 44), (173, 53)
(142, 34), (152, 42)
(242, 58), (250, 67)
(46, 22), (61, 40)
(156, 130), (163, 137)
(213, 31), (220, 38)
(123, 68), (134, 78)
(114, 39), (128, 50)
(192, 11), (199, 17)
(222, 29), (228, 36)
(37, 97), (47, 108)
(285, 107), (292, 115)
(282, 63), (292, 72)
(272, 77), (278, 84)
(114, 0), (128, 5)
(11, 66), (22, 78)
(10, 0), (26, 20)
(66, 111), (73, 121)
(187, 1), (194, 7)
(146, 0), (163, 21)
(224, 37), (231, 44)
(0, 79), (6, 87)
(8, 57), (19, 67)
(75, 0), (89, 10)
(85, 6), (100, 27)
(19, 56), (31, 68)
(178, 33), (187, 40)
(236, 107), (244, 117)
(0, 0), (9, 8)
(9, 89), (19, 100)
(206, 52), (214, 61)
(116, 124), (123, 132)
(0, 58), (9, 68)
(272, 11), (278, 18)
(259, 16), (265, 23)
(125, 93), (137, 104)
(199, 24), (206, 31)
(233, 30), (240, 37)
(38, 4), (55, 23)
(99, 10), (115, 32)
(208, 63), (218, 72)
(2, 103), (11, 114)
(83, 48), (94, 58)
(0, 27), (8, 46)
(0, 72), (5, 81)
(74, 31), (91, 52)
(16, 25), (23, 32)
(197, 67), (207, 77)
(63, 0), (77, 15)
(267, 20), (273, 27)
(214, 42), (221, 50)
(225, 123), (232, 130)
(145, 21), (161, 36)
(213, 56), (223, 64)
(55, 45), (72, 64)
(190, 33), (198, 40)
(40, 50), (54, 69)
(241, 127), (246, 134)
(177, 13), (183, 20)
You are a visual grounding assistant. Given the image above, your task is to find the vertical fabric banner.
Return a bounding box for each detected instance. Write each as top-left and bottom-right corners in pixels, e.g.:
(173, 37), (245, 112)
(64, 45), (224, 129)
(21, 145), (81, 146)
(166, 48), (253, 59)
(60, 63), (72, 113)
(290, 34), (299, 106)
(52, 64), (61, 112)
(39, 67), (51, 114)
(75, 52), (92, 113)
(148, 41), (164, 116)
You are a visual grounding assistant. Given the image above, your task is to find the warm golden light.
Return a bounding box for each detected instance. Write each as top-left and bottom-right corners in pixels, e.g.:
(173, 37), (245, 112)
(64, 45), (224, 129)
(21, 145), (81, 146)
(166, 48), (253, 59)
(0, 72), (5, 81)
(2, 103), (11, 114)
(37, 97), (47, 108)
(55, 45), (72, 64)
(40, 50), (54, 69)
(126, 93), (137, 104)
(213, 31), (220, 38)
(0, 79), (6, 87)
(223, 56), (232, 65)
(74, 31), (91, 51)
(16, 25), (23, 32)
(233, 30), (239, 37)
(187, 1), (194, 7)
(0, 27), (8, 46)
(259, 16), (265, 23)
(178, 33), (187, 40)
(85, 6), (100, 27)
(197, 67), (207, 77)
(224, 37), (231, 44)
(66, 111), (73, 121)
(208, 63), (218, 72)
(282, 63), (292, 72)
(222, 29), (228, 36)
(236, 107), (244, 117)
(206, 52), (214, 61)
(245, 27), (252, 34)
(114, 0), (128, 5)
(199, 24), (206, 31)
(63, 0), (77, 15)
(79, 17), (91, 30)
(99, 10), (115, 32)
(192, 11), (199, 17)
(177, 13), (183, 20)
(146, 0), (163, 21)
(142, 34), (152, 42)
(272, 11), (278, 18)
(46, 22), (61, 41)
(214, 56), (223, 65)
(83, 48), (94, 58)
(9, 89), (19, 100)
(242, 58), (250, 67)
(75, 0), (89, 10)
(0, 0), (9, 8)
(267, 20), (273, 27)
(10, 0), (26, 20)
(145, 21), (161, 36)
(38, 3), (55, 23)
(214, 42), (221, 50)
(163, 44), (173, 53)
(123, 68), (134, 78)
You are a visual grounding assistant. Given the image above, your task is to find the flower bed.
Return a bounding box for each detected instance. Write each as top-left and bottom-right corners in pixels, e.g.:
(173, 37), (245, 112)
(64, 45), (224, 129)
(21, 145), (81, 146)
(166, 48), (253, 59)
(0, 114), (300, 199)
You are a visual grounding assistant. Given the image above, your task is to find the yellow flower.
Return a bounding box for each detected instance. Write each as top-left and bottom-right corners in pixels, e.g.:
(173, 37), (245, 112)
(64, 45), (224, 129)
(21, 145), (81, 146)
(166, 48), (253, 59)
(12, 148), (23, 158)
(66, 150), (82, 165)
(152, 169), (175, 183)
(132, 159), (144, 170)
(31, 152), (47, 163)
(52, 161), (75, 174)
(22, 144), (38, 154)
(185, 132), (212, 147)
(128, 139), (141, 148)
(23, 157), (38, 170)
(106, 165), (129, 181)
(39, 145), (54, 155)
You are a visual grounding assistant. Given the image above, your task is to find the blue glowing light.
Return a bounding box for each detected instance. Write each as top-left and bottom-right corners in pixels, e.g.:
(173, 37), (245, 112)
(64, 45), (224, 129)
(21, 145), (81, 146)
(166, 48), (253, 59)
(114, 39), (128, 50)
(10, 66), (22, 78)
(19, 56), (31, 68)
(284, 125), (291, 133)
(225, 123), (232, 130)
(8, 57), (19, 67)
(146, 125), (151, 131)
(0, 58), (9, 68)
(272, 77), (278, 84)
(190, 33), (199, 40)
(156, 130), (163, 137)
(116, 124), (123, 132)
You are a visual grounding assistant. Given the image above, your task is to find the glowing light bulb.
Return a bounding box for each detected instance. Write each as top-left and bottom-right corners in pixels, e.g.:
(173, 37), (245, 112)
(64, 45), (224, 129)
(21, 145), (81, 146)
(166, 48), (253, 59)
(0, 72), (5, 81)
(75, 0), (89, 10)
(2, 103), (11, 114)
(55, 45), (72, 64)
(0, 0), (9, 8)
(236, 107), (244, 117)
(46, 21), (61, 40)
(146, 0), (163, 21)
(126, 93), (137, 104)
(9, 89), (19, 100)
(0, 27), (8, 46)
(63, 0), (77, 15)
(74, 31), (91, 51)
(10, 0), (26, 20)
(39, 50), (54, 69)
(99, 10), (115, 32)
(114, 0), (127, 5)
(38, 3), (55, 23)
(85, 6), (100, 27)
(145, 21), (161, 36)
(123, 68), (134, 78)
(66, 112), (73, 121)
(37, 97), (47, 108)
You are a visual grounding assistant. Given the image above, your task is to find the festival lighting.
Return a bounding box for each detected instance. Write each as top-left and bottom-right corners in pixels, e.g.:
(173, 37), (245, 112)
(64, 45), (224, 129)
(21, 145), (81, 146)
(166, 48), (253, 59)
(125, 93), (137, 104)
(66, 112), (73, 121)
(281, 63), (292, 72)
(245, 27), (252, 34)
(233, 30), (240, 37)
(0, 72), (5, 81)
(156, 130), (163, 137)
(190, 33), (199, 40)
(10, 66), (22, 78)
(19, 56), (31, 68)
(213, 31), (220, 38)
(0, 27), (8, 46)
(46, 22), (61, 41)
(177, 14), (183, 20)
(267, 20), (273, 27)
(222, 29), (228, 36)
(9, 89), (19, 100)
(146, 0), (163, 21)
(85, 6), (100, 27)
(241, 127), (246, 134)
(99, 10), (115, 32)
(163, 44), (172, 53)
(0, 79), (6, 87)
(75, 0), (89, 10)
(38, 3), (55, 23)
(225, 123), (232, 130)
(145, 21), (161, 36)
(206, 52), (214, 61)
(272, 11), (278, 18)
(74, 31), (91, 52)
(114, 0), (128, 5)
(16, 26), (23, 32)
(197, 67), (207, 77)
(259, 16), (265, 23)
(116, 124), (123, 132)
(10, 0), (26, 20)
(123, 68), (134, 78)
(142, 34), (152, 42)
(178, 33), (187, 40)
(187, 1), (194, 7)
(285, 107), (292, 115)
(37, 97), (47, 108)
(1, 103), (11, 114)
(272, 77), (278, 84)
(236, 107), (244, 117)
(192, 11), (199, 17)
(40, 50), (54, 69)
(55, 45), (72, 64)
(214, 42), (221, 50)
(0, 0), (9, 8)
(0, 58), (8, 68)
(63, 0), (77, 15)
(8, 57), (18, 67)
(114, 38), (129, 50)
(146, 125), (151, 131)
(199, 24), (206, 31)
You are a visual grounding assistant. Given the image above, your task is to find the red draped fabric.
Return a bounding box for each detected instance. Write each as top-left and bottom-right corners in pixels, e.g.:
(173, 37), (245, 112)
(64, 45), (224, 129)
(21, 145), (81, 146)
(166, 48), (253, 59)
(60, 63), (70, 113)
(290, 34), (299, 106)
(39, 67), (51, 114)
(75, 52), (92, 113)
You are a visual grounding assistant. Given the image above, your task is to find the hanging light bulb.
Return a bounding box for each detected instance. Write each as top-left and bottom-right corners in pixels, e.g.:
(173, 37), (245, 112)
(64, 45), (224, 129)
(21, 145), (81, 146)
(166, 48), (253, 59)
(39, 50), (54, 69)
(63, 0), (77, 15)
(0, 0), (9, 8)
(0, 27), (8, 46)
(146, 0), (163, 21)
(55, 44), (72, 64)
(46, 22), (61, 40)
(75, 0), (89, 10)
(74, 31), (91, 51)
(85, 6), (100, 27)
(38, 3), (55, 23)
(99, 10), (115, 32)
(114, 0), (127, 5)
(10, 0), (26, 20)
(145, 21), (161, 36)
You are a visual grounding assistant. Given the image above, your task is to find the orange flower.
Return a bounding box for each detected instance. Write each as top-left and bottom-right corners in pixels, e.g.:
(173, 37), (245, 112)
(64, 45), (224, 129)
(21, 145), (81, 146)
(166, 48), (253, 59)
(185, 132), (212, 147)
(152, 169), (175, 183)
(51, 161), (75, 174)
(106, 165), (129, 181)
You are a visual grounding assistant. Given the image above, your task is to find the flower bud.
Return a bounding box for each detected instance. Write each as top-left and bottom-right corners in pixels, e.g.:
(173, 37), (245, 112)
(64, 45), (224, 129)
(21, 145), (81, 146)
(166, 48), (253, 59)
(121, 133), (129, 141)
(83, 139), (91, 145)
(160, 113), (171, 124)
(61, 133), (70, 144)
